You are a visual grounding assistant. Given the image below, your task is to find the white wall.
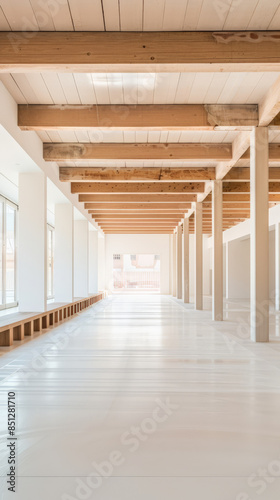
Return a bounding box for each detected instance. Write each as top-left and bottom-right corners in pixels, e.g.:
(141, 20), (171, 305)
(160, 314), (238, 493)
(226, 237), (250, 299)
(98, 235), (106, 292)
(105, 234), (170, 294)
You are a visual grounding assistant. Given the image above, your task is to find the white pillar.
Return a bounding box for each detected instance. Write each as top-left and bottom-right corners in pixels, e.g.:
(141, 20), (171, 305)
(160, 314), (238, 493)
(250, 127), (269, 342)
(176, 224), (183, 299)
(183, 217), (190, 303)
(212, 180), (223, 320)
(195, 202), (203, 310)
(169, 234), (173, 295)
(74, 220), (89, 298)
(54, 203), (74, 303)
(89, 230), (99, 293)
(19, 172), (47, 312)
(276, 223), (280, 311)
(172, 229), (177, 297)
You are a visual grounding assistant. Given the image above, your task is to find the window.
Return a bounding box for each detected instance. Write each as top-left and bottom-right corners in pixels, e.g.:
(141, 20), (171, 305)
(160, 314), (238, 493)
(47, 224), (54, 300)
(113, 254), (160, 293)
(0, 196), (18, 310)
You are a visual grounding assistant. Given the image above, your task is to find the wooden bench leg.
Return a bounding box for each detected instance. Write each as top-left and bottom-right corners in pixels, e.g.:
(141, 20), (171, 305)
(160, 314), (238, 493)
(24, 321), (33, 336)
(0, 328), (13, 346)
(13, 325), (24, 341)
(33, 317), (42, 332)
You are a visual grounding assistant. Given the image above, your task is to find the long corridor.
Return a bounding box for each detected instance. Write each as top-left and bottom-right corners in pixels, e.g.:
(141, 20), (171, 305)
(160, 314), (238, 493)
(1, 295), (280, 499)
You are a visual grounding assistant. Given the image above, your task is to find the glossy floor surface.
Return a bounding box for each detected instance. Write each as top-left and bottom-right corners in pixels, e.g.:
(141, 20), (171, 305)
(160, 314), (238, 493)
(1, 295), (280, 499)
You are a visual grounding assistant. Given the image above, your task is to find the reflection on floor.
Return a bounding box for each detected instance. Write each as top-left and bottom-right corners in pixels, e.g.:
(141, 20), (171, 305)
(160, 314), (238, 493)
(1, 295), (280, 499)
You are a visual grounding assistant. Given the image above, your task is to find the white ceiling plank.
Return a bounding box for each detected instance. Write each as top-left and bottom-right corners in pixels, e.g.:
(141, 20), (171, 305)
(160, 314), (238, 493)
(197, 0), (233, 30)
(174, 73), (196, 104)
(203, 73), (230, 104)
(58, 130), (79, 142)
(153, 73), (180, 104)
(58, 73), (81, 104)
(74, 74), (97, 104)
(107, 74), (124, 104)
(47, 131), (63, 142)
(137, 74), (156, 104)
(36, 131), (52, 142)
(50, 0), (74, 30)
(135, 131), (148, 142)
(74, 130), (91, 143)
(41, 74), (67, 105)
(223, 0), (259, 30)
(11, 74), (41, 104)
(217, 73), (247, 104)
(123, 131), (136, 143)
(269, 3), (280, 28)
(25, 74), (53, 104)
(159, 131), (169, 143)
(0, 6), (11, 29)
(92, 74), (110, 104)
(0, 75), (27, 104)
(29, 0), (55, 30)
(101, 131), (124, 142)
(179, 131), (203, 142)
(166, 131), (181, 142)
(148, 131), (161, 142)
(122, 74), (138, 104)
(0, 0), (39, 30)
(102, 0), (120, 30)
(247, 0), (280, 29)
(231, 73), (263, 104)
(162, 0), (189, 30)
(67, 0), (105, 30)
(247, 73), (280, 104)
(143, 0), (165, 30)
(119, 0), (143, 30)
(188, 73), (214, 104)
(183, 0), (204, 30)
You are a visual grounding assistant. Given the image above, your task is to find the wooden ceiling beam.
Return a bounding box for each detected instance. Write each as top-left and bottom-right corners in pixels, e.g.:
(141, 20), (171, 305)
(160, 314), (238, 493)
(59, 166), (216, 182)
(92, 214), (184, 219)
(223, 182), (280, 193)
(85, 203), (191, 210)
(73, 182), (204, 194)
(18, 104), (259, 130)
(2, 31), (280, 72)
(224, 166), (280, 181)
(80, 194), (197, 202)
(44, 143), (232, 162)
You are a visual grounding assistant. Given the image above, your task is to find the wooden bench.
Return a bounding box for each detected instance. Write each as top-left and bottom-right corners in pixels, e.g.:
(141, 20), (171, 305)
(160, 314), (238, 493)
(0, 292), (105, 348)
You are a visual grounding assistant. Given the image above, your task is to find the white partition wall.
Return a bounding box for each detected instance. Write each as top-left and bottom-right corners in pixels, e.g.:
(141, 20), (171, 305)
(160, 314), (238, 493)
(18, 172), (47, 312)
(54, 203), (74, 303)
(89, 230), (99, 294)
(74, 220), (89, 298)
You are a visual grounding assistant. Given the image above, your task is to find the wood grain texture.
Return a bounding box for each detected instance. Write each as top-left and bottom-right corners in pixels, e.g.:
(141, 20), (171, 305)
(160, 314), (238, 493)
(73, 182), (205, 194)
(2, 32), (280, 72)
(18, 104), (258, 130)
(60, 166), (216, 181)
(44, 142), (232, 161)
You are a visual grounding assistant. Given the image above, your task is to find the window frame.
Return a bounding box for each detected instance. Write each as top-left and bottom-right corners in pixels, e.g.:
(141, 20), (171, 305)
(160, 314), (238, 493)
(47, 223), (55, 300)
(0, 194), (18, 310)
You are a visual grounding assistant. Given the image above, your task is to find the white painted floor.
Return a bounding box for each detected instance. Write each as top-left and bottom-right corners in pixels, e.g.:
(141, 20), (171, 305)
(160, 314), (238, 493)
(1, 295), (280, 499)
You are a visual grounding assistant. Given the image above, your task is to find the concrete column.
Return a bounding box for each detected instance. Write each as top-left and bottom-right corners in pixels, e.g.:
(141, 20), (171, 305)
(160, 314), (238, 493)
(195, 202), (203, 310)
(19, 172), (47, 312)
(183, 217), (190, 303)
(176, 224), (183, 299)
(54, 203), (74, 303)
(89, 230), (99, 294)
(172, 229), (177, 297)
(250, 127), (269, 342)
(212, 180), (223, 321)
(74, 220), (89, 298)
